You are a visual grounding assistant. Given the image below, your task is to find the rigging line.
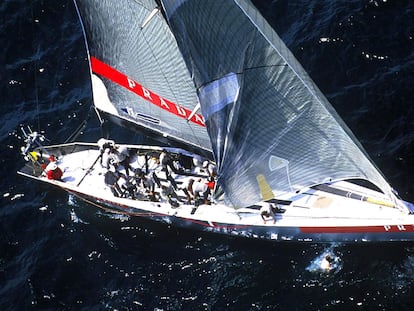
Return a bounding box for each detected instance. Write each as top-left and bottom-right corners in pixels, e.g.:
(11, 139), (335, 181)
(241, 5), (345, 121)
(195, 63), (287, 90)
(64, 105), (94, 143)
(30, 2), (41, 132)
(243, 63), (287, 71)
(34, 52), (41, 133)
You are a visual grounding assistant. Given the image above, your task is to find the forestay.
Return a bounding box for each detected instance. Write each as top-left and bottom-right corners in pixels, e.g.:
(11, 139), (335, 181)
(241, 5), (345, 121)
(161, 0), (397, 207)
(74, 0), (211, 153)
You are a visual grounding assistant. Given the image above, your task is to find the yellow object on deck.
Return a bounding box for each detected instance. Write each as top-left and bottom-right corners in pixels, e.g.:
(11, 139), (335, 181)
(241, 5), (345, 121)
(365, 197), (394, 208)
(256, 174), (274, 201)
(28, 151), (39, 162)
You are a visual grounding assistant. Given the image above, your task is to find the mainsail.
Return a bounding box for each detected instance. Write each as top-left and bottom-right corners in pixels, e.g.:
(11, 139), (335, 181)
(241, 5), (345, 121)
(73, 0), (211, 154)
(161, 0), (397, 207)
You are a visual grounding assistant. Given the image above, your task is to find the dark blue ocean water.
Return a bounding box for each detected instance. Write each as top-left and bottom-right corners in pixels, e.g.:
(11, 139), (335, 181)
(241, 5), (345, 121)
(1, 0), (414, 310)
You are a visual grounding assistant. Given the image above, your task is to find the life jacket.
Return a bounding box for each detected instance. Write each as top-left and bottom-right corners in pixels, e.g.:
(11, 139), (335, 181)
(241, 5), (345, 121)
(206, 180), (215, 190)
(46, 167), (63, 180)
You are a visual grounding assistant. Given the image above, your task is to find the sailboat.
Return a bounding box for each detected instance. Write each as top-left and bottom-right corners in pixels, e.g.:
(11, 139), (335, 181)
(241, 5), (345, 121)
(18, 0), (414, 243)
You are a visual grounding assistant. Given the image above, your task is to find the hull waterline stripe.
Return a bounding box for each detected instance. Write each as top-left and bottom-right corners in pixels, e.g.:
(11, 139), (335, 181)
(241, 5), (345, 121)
(90, 56), (205, 127)
(300, 224), (414, 234)
(70, 188), (414, 234)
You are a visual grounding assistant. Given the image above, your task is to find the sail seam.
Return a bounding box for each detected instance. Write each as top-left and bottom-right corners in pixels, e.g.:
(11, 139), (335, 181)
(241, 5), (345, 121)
(234, 0), (394, 201)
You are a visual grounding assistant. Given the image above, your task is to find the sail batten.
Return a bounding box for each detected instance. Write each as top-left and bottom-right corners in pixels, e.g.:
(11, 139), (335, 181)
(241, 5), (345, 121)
(141, 7), (160, 29)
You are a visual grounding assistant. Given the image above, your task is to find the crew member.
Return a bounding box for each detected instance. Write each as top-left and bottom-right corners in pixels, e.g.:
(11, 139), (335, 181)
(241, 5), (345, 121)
(160, 150), (178, 189)
(260, 203), (276, 224)
(188, 178), (210, 205)
(44, 155), (63, 180)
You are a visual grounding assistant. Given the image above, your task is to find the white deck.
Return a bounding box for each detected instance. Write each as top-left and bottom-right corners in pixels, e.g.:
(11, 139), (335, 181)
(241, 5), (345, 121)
(26, 147), (412, 230)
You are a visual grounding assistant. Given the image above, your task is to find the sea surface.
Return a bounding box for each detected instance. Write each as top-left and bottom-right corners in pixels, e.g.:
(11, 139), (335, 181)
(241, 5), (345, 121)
(1, 0), (414, 310)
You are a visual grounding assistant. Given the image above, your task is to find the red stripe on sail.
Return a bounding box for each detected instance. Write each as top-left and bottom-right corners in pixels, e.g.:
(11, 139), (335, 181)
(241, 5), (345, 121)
(90, 56), (205, 127)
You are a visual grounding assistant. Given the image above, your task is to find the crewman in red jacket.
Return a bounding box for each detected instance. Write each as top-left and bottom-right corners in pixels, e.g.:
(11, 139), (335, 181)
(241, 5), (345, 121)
(44, 155), (63, 180)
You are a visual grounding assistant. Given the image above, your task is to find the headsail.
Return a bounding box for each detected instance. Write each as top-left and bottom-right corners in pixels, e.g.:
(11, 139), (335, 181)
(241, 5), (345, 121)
(73, 0), (211, 154)
(161, 0), (397, 207)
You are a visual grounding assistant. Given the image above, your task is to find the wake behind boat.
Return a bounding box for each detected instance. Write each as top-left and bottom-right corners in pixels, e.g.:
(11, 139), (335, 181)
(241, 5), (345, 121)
(17, 0), (414, 242)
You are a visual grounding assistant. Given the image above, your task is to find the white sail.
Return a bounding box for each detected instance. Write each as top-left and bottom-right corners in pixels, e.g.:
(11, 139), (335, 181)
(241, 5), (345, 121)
(161, 0), (397, 207)
(74, 0), (211, 154)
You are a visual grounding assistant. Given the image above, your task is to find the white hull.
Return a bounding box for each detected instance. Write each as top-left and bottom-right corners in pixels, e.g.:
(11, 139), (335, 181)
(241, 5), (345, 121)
(18, 142), (414, 243)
